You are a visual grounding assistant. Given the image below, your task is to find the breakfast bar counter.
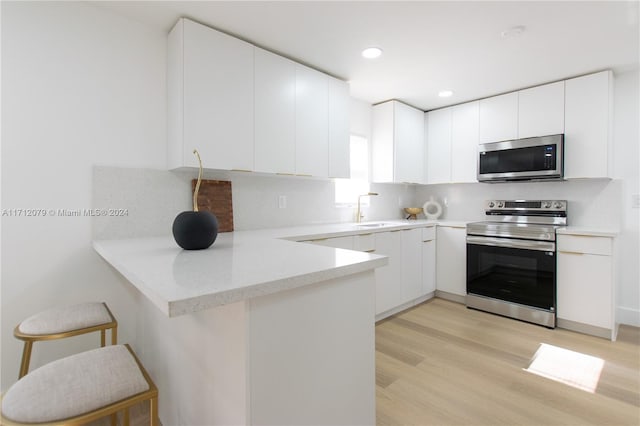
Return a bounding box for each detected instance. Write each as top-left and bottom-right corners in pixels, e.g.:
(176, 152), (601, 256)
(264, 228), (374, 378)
(94, 229), (387, 425)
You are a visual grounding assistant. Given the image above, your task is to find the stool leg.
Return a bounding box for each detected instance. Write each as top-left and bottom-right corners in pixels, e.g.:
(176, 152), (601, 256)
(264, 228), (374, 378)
(150, 396), (158, 426)
(101, 329), (106, 347)
(110, 413), (117, 426)
(112, 325), (118, 345)
(18, 341), (33, 379)
(123, 407), (130, 426)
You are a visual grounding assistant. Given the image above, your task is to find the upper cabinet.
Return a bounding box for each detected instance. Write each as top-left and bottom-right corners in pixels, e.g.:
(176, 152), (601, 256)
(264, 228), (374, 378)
(254, 48), (296, 174)
(479, 92), (518, 143)
(294, 64), (328, 177)
(564, 71), (613, 179)
(425, 101), (479, 184)
(518, 81), (565, 138)
(372, 100), (425, 184)
(168, 18), (349, 178)
(479, 81), (565, 144)
(168, 18), (254, 171)
(328, 79), (350, 178)
(450, 101), (480, 183)
(425, 107), (451, 184)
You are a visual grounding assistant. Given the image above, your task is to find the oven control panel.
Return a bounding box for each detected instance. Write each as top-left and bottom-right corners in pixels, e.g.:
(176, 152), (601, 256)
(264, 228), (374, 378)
(485, 200), (566, 211)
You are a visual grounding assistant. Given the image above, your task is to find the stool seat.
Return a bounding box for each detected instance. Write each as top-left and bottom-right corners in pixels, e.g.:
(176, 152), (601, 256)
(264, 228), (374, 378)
(18, 302), (114, 336)
(1, 345), (157, 425)
(14, 302), (117, 379)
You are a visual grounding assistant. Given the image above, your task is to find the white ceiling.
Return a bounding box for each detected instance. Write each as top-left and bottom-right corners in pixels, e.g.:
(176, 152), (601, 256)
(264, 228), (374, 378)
(94, 1), (639, 111)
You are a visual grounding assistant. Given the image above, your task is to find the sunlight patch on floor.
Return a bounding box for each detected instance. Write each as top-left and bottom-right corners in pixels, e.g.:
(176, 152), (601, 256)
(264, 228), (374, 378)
(525, 343), (604, 393)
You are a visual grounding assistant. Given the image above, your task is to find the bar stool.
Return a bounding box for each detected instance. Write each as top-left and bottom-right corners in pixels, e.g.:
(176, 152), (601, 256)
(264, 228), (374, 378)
(1, 344), (158, 425)
(14, 302), (117, 378)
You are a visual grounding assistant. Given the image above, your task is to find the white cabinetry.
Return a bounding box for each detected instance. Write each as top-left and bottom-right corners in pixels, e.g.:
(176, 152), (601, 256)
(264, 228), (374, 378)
(450, 101), (479, 182)
(557, 234), (616, 340)
(518, 81), (565, 138)
(254, 47), (296, 174)
(168, 18), (254, 171)
(479, 92), (518, 143)
(401, 228), (423, 302)
(374, 231), (403, 314)
(436, 226), (467, 299)
(372, 101), (425, 183)
(425, 107), (451, 184)
(295, 64), (328, 177)
(328, 78), (350, 178)
(564, 71), (613, 178)
(422, 226), (436, 295)
(425, 101), (479, 184)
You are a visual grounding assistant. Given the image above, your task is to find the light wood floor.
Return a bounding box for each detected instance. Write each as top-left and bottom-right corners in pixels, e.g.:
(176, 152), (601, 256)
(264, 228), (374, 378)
(376, 298), (640, 426)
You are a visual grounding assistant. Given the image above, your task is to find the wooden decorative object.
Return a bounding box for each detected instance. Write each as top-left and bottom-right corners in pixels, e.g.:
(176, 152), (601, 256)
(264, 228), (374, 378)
(191, 179), (234, 233)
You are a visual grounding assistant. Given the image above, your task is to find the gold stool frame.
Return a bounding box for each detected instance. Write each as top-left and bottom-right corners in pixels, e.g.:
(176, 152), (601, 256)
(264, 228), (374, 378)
(1, 344), (158, 426)
(14, 302), (118, 378)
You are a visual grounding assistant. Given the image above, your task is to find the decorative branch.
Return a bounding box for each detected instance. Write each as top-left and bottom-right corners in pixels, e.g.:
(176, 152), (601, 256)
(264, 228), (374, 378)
(193, 149), (203, 212)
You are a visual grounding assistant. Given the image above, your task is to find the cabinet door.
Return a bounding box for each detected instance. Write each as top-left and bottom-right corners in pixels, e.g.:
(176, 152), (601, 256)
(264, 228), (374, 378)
(374, 231), (403, 314)
(170, 19), (254, 171)
(564, 71), (612, 178)
(371, 102), (394, 182)
(394, 102), (425, 184)
(254, 48), (296, 174)
(422, 239), (436, 295)
(328, 78), (350, 178)
(557, 252), (612, 329)
(436, 226), (467, 296)
(450, 101), (479, 183)
(295, 64), (328, 177)
(479, 92), (518, 143)
(401, 228), (423, 302)
(518, 81), (565, 139)
(426, 108), (452, 184)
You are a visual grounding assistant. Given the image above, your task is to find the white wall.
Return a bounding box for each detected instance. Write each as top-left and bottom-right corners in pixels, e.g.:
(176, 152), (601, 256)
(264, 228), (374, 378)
(1, 2), (167, 390)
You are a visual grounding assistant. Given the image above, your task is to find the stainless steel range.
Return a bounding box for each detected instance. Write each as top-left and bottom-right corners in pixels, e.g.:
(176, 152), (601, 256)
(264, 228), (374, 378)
(466, 200), (567, 328)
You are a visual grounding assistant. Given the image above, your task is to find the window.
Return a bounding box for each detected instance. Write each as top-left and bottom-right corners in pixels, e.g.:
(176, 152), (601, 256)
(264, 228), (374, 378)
(335, 135), (370, 205)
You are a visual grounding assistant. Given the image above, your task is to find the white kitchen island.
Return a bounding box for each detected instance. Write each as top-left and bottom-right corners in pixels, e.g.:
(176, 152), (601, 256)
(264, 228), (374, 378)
(94, 231), (387, 425)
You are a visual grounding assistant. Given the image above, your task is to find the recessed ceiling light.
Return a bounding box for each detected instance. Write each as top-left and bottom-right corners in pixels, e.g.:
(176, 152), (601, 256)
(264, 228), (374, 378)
(501, 25), (526, 38)
(361, 47), (383, 59)
(438, 90), (454, 98)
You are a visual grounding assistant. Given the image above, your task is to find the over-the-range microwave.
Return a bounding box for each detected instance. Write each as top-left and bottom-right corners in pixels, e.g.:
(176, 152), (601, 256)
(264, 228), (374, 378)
(477, 134), (564, 183)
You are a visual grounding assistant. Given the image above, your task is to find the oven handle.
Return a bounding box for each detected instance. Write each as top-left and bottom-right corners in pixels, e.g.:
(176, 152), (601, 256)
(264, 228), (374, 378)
(466, 235), (556, 252)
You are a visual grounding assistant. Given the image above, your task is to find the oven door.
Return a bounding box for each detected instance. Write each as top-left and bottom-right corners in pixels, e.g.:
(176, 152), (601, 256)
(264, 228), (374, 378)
(466, 236), (556, 311)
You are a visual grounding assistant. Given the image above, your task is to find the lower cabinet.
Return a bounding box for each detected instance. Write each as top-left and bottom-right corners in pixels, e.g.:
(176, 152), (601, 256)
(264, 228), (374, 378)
(305, 226), (437, 317)
(557, 234), (616, 339)
(374, 231), (403, 314)
(422, 227), (436, 295)
(436, 226), (467, 298)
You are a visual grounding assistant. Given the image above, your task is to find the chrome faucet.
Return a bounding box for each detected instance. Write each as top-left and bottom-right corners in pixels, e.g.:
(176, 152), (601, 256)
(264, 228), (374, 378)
(356, 192), (379, 223)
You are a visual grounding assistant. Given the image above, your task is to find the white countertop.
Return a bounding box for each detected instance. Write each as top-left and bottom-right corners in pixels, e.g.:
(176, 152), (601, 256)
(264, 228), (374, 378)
(556, 226), (619, 238)
(94, 218), (614, 318)
(93, 219), (457, 317)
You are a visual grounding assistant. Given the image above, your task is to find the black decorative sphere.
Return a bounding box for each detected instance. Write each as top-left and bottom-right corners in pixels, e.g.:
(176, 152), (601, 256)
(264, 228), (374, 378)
(172, 211), (218, 250)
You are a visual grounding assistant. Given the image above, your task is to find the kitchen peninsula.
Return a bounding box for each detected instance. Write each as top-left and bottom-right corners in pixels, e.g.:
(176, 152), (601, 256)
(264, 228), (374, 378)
(94, 227), (388, 425)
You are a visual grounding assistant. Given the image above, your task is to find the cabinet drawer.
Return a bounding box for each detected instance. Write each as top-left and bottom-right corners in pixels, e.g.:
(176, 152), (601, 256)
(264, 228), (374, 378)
(422, 226), (436, 241)
(354, 233), (375, 252)
(557, 235), (612, 256)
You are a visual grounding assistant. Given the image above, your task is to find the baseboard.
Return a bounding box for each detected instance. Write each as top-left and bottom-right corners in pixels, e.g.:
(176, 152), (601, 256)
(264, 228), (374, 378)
(617, 306), (640, 327)
(375, 292), (435, 322)
(434, 290), (466, 304)
(557, 318), (615, 340)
